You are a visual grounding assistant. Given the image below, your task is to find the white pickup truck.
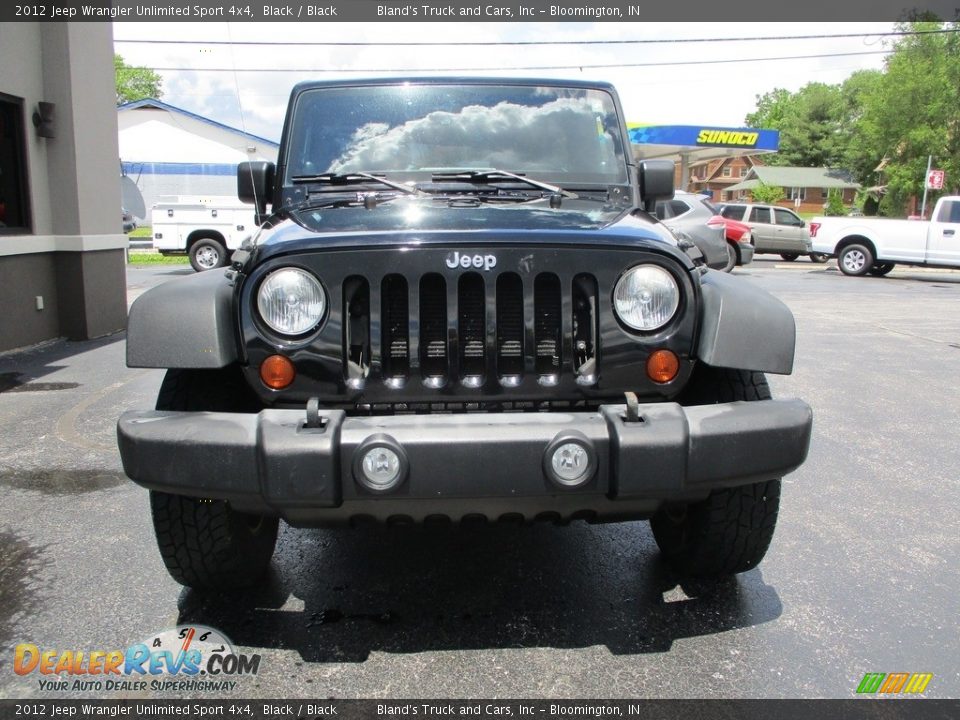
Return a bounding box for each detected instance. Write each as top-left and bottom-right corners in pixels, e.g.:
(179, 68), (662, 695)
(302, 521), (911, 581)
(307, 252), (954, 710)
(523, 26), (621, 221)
(810, 195), (960, 276)
(151, 196), (258, 272)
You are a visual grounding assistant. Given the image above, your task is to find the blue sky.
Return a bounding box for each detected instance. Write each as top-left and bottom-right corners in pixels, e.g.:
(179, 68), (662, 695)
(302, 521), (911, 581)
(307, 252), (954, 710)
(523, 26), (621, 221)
(113, 21), (896, 142)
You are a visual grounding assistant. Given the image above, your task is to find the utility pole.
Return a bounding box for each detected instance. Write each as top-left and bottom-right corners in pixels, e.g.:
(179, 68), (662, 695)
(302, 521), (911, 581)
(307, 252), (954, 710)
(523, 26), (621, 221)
(920, 155), (932, 219)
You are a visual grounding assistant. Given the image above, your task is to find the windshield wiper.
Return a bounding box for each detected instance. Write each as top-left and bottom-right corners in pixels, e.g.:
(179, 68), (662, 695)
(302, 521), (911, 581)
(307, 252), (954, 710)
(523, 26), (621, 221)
(431, 169), (579, 199)
(291, 172), (420, 195)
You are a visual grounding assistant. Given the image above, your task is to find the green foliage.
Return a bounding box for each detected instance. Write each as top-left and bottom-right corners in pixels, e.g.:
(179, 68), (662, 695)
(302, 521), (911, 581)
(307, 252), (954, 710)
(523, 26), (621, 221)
(744, 22), (960, 212)
(745, 83), (848, 167)
(127, 252), (188, 265)
(115, 55), (162, 105)
(824, 189), (847, 216)
(128, 225), (153, 239)
(750, 183), (785, 204)
(859, 22), (960, 203)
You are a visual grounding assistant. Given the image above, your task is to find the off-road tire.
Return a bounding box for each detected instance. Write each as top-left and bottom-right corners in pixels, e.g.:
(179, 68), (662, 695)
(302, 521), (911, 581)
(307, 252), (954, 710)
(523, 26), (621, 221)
(779, 252), (799, 261)
(151, 367), (276, 590)
(651, 366), (781, 577)
(150, 491), (279, 590)
(189, 238), (228, 272)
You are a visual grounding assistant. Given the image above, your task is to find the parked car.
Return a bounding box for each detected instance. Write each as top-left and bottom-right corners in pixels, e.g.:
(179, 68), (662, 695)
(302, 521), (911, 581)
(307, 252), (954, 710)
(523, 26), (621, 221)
(653, 192), (733, 272)
(719, 203), (826, 263)
(715, 215), (756, 271)
(117, 77), (812, 590)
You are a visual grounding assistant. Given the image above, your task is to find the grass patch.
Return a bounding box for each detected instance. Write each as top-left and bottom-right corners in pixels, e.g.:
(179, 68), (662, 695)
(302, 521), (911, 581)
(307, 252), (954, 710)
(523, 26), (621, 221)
(127, 252), (190, 266)
(128, 226), (153, 239)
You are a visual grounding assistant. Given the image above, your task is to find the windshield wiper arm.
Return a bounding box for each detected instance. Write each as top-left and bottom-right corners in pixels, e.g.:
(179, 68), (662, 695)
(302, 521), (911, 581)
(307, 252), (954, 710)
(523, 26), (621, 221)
(431, 169), (578, 199)
(291, 172), (420, 195)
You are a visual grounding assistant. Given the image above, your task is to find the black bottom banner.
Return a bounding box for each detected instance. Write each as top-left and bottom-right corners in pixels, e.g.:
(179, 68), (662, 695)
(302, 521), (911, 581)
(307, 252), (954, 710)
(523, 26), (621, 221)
(0, 700), (958, 720)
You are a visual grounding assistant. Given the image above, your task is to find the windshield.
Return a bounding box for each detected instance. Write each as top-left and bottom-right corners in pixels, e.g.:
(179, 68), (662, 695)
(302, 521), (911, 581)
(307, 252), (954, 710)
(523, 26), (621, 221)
(283, 83), (629, 187)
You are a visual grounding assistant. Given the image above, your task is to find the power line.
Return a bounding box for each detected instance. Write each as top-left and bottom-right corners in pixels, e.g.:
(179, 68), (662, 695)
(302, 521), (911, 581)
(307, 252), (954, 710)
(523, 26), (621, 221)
(113, 28), (958, 47)
(146, 49), (893, 74)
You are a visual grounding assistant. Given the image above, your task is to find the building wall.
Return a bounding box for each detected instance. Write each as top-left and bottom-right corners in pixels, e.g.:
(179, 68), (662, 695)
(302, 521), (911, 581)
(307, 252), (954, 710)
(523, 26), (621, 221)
(118, 106), (278, 224)
(0, 22), (127, 353)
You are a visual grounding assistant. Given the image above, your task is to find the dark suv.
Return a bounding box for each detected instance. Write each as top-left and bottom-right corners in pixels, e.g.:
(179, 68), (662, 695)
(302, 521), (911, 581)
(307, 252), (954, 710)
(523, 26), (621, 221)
(118, 78), (812, 590)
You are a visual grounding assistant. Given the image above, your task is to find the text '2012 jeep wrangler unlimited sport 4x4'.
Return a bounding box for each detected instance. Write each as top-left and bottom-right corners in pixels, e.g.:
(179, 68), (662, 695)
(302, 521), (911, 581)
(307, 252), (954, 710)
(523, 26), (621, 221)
(117, 78), (813, 590)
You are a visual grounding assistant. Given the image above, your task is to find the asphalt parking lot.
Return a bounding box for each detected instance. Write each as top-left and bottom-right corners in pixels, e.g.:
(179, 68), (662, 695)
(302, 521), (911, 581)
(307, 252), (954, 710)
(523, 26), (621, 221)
(1, 258), (958, 699)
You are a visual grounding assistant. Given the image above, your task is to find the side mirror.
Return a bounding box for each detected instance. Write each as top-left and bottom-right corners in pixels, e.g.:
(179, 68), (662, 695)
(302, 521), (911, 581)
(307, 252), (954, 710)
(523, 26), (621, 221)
(637, 160), (675, 211)
(238, 161), (275, 225)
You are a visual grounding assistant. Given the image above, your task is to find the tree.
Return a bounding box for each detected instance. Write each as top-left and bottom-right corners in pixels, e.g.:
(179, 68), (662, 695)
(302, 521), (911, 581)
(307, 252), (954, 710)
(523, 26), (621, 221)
(750, 183), (785, 204)
(858, 21), (960, 211)
(824, 189), (847, 216)
(745, 83), (847, 168)
(115, 54), (162, 105)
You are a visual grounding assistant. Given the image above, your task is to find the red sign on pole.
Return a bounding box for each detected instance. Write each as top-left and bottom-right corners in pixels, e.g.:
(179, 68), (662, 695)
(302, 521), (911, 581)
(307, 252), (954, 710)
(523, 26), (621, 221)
(927, 169), (945, 190)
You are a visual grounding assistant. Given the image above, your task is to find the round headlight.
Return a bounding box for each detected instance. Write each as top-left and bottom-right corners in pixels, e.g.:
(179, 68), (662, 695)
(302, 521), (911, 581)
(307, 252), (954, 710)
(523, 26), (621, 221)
(613, 265), (679, 332)
(257, 268), (326, 336)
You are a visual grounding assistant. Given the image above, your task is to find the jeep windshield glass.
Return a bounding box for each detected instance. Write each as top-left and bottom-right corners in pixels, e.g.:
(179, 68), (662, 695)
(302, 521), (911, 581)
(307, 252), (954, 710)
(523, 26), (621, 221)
(283, 83), (629, 188)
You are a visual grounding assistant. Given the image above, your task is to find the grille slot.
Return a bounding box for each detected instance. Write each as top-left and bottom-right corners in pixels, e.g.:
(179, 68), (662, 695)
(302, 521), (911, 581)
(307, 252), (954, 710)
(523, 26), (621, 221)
(381, 275), (409, 380)
(343, 276), (370, 385)
(496, 273), (524, 379)
(572, 273), (599, 385)
(419, 274), (448, 380)
(458, 273), (486, 380)
(534, 273), (562, 377)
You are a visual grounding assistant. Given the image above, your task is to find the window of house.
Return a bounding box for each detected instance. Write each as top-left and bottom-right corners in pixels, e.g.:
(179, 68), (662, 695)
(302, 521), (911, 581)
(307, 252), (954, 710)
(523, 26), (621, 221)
(786, 187), (806, 201)
(739, 167), (748, 177)
(722, 167), (732, 177)
(0, 94), (30, 234)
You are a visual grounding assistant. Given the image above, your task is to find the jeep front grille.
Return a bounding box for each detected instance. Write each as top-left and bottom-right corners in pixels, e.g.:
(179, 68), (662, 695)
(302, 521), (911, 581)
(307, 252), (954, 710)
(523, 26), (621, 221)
(348, 270), (598, 390)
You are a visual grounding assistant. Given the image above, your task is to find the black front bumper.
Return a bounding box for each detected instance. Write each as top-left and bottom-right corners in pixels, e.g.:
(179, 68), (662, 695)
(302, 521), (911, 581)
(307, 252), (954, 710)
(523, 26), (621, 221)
(117, 399), (812, 525)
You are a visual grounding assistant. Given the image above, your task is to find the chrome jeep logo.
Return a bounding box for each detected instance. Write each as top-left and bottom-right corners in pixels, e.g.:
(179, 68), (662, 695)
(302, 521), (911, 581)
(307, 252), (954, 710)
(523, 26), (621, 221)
(445, 251), (497, 271)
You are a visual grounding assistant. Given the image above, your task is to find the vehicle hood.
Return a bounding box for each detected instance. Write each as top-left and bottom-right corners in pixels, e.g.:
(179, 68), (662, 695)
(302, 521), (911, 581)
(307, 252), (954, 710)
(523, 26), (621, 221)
(252, 196), (687, 263)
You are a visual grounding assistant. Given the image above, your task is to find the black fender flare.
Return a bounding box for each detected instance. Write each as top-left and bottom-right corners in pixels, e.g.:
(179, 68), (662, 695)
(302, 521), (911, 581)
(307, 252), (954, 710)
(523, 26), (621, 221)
(127, 270), (238, 369)
(696, 270), (796, 375)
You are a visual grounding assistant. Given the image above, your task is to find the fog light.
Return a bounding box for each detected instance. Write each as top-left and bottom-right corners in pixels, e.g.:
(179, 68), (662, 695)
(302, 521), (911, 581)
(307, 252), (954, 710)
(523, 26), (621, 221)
(353, 436), (408, 493)
(544, 433), (596, 488)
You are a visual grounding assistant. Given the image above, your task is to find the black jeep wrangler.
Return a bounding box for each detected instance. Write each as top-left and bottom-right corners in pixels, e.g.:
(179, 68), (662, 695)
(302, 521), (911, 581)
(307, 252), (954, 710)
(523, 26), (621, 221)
(118, 78), (812, 590)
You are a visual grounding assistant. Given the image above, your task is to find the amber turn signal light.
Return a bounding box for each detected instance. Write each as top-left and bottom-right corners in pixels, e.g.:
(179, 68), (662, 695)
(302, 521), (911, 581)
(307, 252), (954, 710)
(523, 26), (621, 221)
(260, 354), (296, 390)
(646, 349), (680, 384)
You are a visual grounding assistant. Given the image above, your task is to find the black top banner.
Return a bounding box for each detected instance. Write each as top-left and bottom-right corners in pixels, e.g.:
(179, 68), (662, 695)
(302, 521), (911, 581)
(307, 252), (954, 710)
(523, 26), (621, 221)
(3, 0), (960, 22)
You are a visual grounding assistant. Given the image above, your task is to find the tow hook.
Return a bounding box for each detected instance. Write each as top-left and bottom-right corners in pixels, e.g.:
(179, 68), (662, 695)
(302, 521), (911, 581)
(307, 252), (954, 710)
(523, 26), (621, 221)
(305, 397), (326, 429)
(624, 392), (642, 423)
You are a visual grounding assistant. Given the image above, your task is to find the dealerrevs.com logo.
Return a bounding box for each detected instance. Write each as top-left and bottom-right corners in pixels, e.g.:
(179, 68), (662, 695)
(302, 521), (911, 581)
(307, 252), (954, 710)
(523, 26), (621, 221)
(13, 625), (261, 692)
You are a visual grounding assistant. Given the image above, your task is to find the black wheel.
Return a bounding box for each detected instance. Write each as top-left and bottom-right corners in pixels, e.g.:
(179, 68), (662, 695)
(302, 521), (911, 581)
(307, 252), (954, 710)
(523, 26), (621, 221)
(779, 252), (799, 261)
(868, 263), (895, 277)
(722, 242), (738, 273)
(189, 238), (228, 272)
(151, 368), (277, 590)
(838, 243), (874, 276)
(650, 366), (781, 578)
(809, 253), (829, 264)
